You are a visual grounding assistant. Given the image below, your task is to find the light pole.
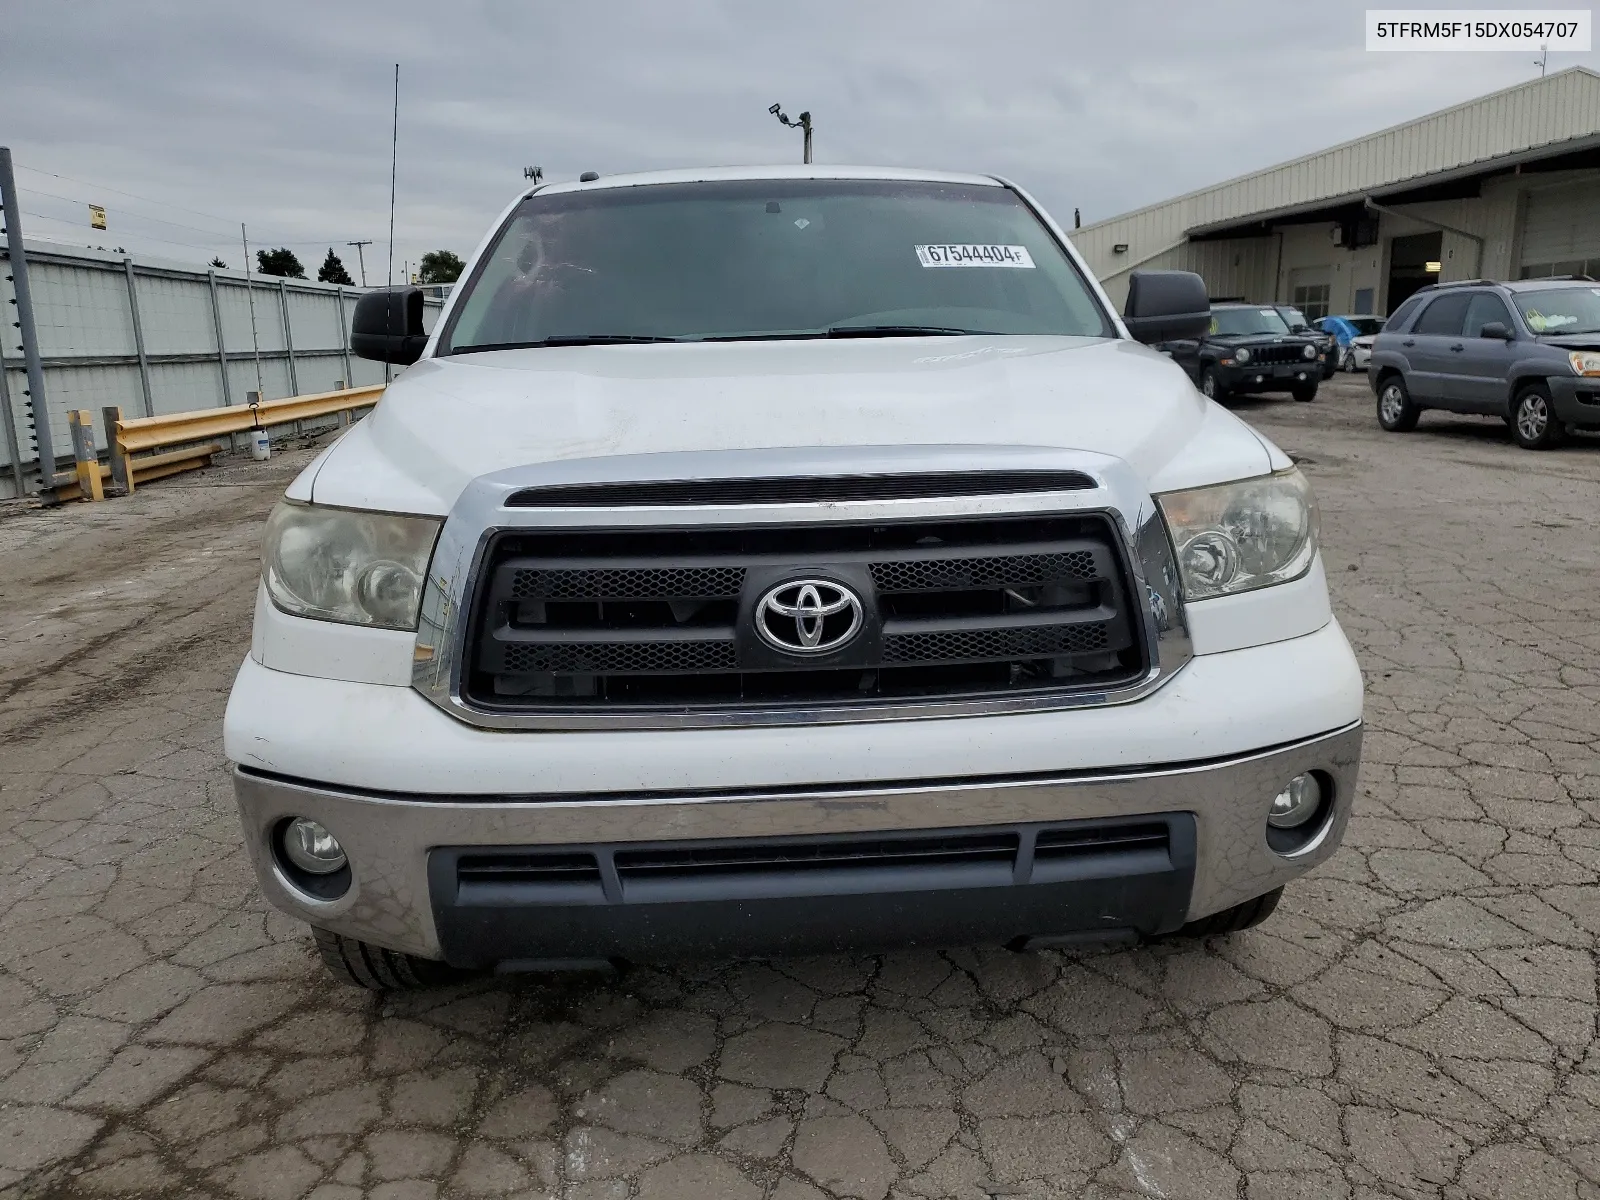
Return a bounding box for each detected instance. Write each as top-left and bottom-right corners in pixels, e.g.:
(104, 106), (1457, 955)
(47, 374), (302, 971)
(769, 103), (813, 164)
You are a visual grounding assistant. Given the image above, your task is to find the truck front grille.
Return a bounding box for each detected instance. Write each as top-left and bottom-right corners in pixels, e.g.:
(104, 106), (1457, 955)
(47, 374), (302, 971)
(462, 513), (1145, 713)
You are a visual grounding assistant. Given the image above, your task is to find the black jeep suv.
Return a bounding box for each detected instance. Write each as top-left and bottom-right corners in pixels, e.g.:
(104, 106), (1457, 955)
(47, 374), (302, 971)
(1165, 303), (1326, 402)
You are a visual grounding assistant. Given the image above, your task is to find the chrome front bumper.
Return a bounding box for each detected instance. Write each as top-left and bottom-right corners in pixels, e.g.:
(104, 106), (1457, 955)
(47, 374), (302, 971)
(233, 722), (1362, 961)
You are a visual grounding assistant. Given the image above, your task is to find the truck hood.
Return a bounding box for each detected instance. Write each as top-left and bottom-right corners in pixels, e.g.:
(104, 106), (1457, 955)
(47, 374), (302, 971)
(306, 335), (1280, 515)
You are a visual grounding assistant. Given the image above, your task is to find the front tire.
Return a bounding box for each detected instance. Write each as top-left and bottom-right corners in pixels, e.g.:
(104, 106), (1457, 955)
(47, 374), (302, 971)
(1511, 383), (1567, 450)
(1199, 366), (1227, 402)
(1376, 376), (1419, 432)
(1173, 887), (1283, 937)
(313, 927), (469, 990)
(1291, 381), (1318, 403)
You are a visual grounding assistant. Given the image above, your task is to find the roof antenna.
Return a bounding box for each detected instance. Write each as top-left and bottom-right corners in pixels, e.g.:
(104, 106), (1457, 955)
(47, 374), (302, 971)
(1535, 44), (1548, 76)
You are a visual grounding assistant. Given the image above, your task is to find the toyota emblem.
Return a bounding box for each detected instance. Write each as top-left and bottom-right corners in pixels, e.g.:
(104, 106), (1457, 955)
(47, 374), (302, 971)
(755, 579), (864, 655)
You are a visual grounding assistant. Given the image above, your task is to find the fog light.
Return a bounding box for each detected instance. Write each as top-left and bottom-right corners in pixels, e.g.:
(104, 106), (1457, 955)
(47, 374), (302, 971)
(283, 818), (347, 875)
(1268, 774), (1322, 829)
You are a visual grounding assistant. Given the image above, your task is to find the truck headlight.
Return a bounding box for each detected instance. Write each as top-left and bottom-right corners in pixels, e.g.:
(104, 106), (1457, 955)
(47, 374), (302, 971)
(1157, 468), (1319, 601)
(1234, 347), (1252, 363)
(262, 501), (442, 630)
(1571, 350), (1600, 377)
(1302, 343), (1317, 360)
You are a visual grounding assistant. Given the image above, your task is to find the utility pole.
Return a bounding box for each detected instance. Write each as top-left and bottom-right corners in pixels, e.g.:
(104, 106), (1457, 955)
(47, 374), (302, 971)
(523, 166), (543, 184)
(1535, 44), (1548, 75)
(347, 240), (372, 287)
(768, 103), (814, 164)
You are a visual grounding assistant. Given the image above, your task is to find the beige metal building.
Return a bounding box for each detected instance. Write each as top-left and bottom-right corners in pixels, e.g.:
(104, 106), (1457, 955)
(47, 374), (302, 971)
(1070, 67), (1600, 318)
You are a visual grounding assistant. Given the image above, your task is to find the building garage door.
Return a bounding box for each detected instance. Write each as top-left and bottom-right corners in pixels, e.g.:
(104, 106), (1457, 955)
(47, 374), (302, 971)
(1519, 181), (1600, 278)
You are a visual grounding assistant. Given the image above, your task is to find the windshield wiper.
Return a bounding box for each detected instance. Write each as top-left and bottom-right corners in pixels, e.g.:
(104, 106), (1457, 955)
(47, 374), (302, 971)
(697, 325), (979, 343)
(825, 324), (979, 338)
(450, 334), (680, 353)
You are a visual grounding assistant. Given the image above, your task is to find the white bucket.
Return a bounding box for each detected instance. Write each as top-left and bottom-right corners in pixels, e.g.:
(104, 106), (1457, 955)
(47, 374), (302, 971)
(249, 429), (271, 461)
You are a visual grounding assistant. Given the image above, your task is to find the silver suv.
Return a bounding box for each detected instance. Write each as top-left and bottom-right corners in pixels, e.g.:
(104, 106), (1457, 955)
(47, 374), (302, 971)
(1369, 278), (1600, 450)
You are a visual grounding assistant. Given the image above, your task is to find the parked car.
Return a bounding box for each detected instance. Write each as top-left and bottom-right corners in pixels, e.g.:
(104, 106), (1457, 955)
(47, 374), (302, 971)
(225, 167), (1363, 988)
(1164, 303), (1326, 402)
(1274, 305), (1339, 379)
(1319, 315), (1385, 372)
(1369, 277), (1600, 449)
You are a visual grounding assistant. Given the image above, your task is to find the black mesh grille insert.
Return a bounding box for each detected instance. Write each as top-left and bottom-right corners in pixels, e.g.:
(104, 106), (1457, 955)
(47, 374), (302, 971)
(465, 513), (1145, 712)
(508, 565), (746, 600)
(506, 471), (1096, 507)
(872, 551), (1098, 593)
(502, 639), (738, 674)
(883, 621), (1111, 665)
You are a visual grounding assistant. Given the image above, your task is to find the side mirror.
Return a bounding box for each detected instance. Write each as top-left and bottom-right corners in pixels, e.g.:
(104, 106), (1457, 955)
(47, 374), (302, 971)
(1123, 271), (1211, 344)
(351, 287), (428, 364)
(1290, 323), (1311, 333)
(1479, 321), (1513, 341)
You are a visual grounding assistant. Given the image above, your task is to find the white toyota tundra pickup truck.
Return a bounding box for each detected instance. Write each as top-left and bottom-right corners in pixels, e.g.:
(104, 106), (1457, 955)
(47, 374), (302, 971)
(224, 166), (1363, 989)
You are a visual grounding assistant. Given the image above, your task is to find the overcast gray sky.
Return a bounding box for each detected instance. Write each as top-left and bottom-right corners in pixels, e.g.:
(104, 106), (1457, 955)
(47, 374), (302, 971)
(3, 0), (1595, 278)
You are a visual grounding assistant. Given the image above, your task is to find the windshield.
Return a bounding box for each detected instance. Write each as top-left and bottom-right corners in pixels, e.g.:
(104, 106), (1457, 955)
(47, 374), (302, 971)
(1513, 286), (1600, 335)
(1209, 307), (1291, 337)
(440, 179), (1113, 351)
(1277, 307), (1310, 328)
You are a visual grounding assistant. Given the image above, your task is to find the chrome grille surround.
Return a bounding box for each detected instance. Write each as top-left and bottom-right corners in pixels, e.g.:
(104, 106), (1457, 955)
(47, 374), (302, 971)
(411, 445), (1192, 730)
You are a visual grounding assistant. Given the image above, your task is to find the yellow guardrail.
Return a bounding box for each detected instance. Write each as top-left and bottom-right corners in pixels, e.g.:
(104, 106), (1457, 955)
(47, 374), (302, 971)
(55, 443), (225, 503)
(53, 384), (385, 502)
(115, 384), (387, 455)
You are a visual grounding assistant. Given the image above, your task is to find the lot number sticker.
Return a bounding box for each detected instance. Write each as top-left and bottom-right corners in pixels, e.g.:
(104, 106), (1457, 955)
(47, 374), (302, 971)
(917, 244), (1035, 268)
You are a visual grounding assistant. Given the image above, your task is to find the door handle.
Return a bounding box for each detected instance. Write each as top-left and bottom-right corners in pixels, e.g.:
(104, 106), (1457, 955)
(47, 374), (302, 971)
(1449, 343), (1465, 352)
(1402, 339), (1415, 347)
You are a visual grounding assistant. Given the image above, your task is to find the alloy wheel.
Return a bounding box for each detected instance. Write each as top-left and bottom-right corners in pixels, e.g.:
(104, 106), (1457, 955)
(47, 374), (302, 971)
(1517, 394), (1548, 442)
(1380, 386), (1405, 425)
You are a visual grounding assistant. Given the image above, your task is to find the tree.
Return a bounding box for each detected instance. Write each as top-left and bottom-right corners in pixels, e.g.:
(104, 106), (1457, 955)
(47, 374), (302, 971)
(256, 248), (306, 279)
(418, 250), (465, 284)
(210, 257), (227, 269)
(317, 248), (355, 285)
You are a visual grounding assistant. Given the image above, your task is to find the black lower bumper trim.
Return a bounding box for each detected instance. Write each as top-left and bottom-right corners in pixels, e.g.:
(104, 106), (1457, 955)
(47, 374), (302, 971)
(428, 815), (1196, 966)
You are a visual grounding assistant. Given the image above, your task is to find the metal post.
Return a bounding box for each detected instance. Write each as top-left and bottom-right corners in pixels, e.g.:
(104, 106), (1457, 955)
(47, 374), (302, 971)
(102, 405), (130, 493)
(123, 258), (154, 418)
(68, 409), (103, 502)
(801, 112), (813, 164)
(0, 337), (22, 495)
(278, 277), (299, 395)
(240, 223), (266, 400)
(0, 146), (58, 486)
(335, 286), (353, 389)
(208, 269), (232, 406)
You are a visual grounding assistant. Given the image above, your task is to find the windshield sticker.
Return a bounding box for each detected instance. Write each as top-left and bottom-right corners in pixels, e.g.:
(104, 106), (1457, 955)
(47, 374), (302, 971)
(916, 244), (1035, 268)
(1259, 308), (1277, 317)
(794, 218), (810, 229)
(1524, 308), (1577, 331)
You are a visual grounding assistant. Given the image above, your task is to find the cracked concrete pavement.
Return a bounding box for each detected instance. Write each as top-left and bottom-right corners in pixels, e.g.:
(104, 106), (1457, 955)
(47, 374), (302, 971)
(0, 375), (1597, 1199)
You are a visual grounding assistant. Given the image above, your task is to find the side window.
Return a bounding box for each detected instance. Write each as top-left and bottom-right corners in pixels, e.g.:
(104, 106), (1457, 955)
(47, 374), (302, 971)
(1462, 293), (1513, 336)
(1412, 294), (1471, 336)
(1384, 294), (1426, 331)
